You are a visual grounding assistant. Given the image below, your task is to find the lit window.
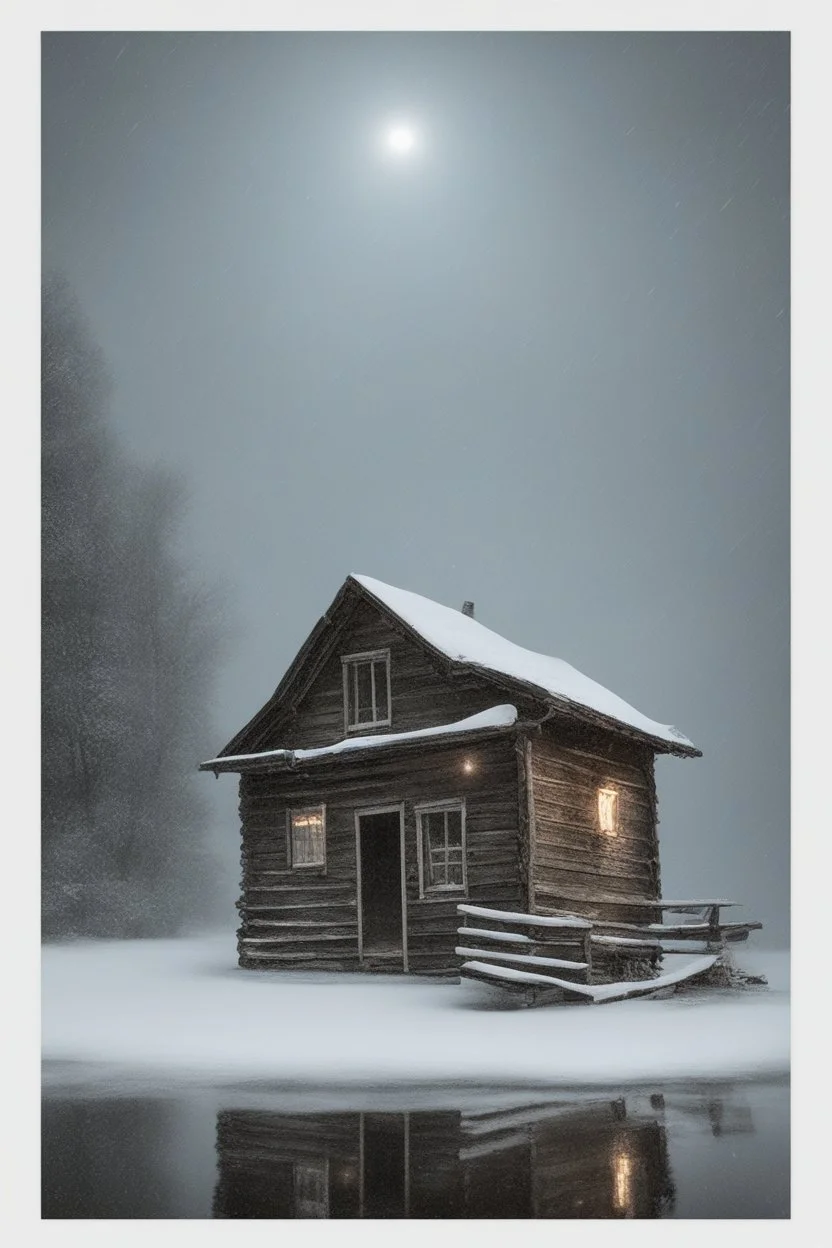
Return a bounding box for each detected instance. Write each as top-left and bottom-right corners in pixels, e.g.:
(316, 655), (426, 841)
(342, 650), (391, 731)
(289, 806), (326, 868)
(417, 802), (466, 896)
(598, 788), (618, 835)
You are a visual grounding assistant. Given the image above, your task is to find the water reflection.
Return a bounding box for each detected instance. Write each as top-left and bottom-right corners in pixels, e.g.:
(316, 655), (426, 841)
(212, 1096), (678, 1218)
(42, 1081), (789, 1219)
(42, 1098), (176, 1219)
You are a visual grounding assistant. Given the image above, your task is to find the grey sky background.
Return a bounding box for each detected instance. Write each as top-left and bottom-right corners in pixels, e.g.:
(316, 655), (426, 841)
(42, 31), (789, 943)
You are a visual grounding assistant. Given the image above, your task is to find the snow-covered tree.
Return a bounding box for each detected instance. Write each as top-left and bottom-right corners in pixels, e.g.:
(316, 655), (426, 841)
(42, 273), (225, 937)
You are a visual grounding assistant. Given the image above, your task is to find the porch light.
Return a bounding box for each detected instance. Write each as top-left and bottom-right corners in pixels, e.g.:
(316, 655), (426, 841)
(598, 787), (618, 835)
(462, 758), (476, 774)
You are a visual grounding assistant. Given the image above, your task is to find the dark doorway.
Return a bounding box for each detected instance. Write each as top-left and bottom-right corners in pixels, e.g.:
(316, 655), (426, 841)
(362, 1114), (407, 1217)
(358, 810), (403, 957)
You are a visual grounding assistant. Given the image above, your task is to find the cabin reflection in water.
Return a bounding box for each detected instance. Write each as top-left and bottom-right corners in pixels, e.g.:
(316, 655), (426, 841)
(212, 1098), (676, 1219)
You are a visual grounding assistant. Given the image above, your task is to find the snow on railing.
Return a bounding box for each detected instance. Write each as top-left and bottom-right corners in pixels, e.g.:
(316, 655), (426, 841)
(456, 903), (594, 991)
(456, 904), (591, 929)
(455, 899), (763, 1006)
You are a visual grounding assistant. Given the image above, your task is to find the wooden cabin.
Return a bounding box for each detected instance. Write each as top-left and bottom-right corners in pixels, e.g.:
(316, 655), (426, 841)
(212, 1098), (676, 1219)
(201, 574), (700, 975)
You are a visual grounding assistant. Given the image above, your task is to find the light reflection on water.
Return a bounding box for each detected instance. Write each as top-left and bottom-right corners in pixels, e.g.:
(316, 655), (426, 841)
(41, 1077), (789, 1219)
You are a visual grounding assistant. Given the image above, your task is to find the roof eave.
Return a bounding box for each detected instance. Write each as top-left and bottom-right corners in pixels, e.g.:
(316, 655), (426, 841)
(199, 719), (529, 776)
(446, 663), (701, 758)
(541, 694), (701, 758)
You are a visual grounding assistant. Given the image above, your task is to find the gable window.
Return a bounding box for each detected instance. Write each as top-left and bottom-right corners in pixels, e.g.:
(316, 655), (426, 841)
(416, 801), (467, 897)
(597, 787), (618, 836)
(342, 649), (391, 731)
(288, 806), (326, 868)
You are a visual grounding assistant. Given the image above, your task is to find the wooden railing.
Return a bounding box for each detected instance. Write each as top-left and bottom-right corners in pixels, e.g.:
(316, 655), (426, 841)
(456, 904), (593, 995)
(455, 899), (763, 1006)
(583, 899), (762, 956)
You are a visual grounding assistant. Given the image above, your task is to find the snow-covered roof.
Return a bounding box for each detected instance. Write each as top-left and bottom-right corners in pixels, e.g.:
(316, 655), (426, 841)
(352, 575), (697, 753)
(203, 704), (518, 770)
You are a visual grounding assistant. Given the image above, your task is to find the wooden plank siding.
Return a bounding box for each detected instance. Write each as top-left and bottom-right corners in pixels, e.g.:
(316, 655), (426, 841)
(250, 597), (541, 752)
(237, 736), (523, 973)
(528, 726), (661, 930)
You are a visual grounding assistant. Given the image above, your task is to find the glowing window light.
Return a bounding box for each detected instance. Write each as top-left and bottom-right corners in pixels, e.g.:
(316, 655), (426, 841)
(290, 807), (325, 867)
(598, 788), (618, 835)
(612, 1149), (633, 1215)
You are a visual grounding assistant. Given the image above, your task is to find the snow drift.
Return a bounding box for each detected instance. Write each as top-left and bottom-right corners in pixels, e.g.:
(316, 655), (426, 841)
(42, 936), (789, 1090)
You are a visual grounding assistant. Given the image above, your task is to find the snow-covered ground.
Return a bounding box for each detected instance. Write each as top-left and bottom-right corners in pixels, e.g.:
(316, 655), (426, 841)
(42, 935), (788, 1091)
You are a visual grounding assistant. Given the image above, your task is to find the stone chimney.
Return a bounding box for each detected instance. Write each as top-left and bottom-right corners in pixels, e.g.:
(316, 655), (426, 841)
(461, 601), (475, 618)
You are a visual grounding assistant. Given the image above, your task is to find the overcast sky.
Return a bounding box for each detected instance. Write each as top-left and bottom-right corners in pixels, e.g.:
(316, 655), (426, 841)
(42, 31), (789, 942)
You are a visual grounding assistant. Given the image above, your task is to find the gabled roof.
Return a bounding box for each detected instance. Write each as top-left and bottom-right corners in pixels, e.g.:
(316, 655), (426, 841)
(352, 576), (699, 757)
(214, 574), (700, 760)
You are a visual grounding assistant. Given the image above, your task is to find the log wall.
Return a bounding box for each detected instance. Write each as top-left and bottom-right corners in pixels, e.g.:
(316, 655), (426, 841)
(529, 724), (661, 928)
(236, 735), (523, 973)
(257, 598), (539, 751)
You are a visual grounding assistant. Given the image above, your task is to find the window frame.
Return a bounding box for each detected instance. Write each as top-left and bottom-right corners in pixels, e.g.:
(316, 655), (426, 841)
(415, 799), (468, 899)
(341, 648), (392, 734)
(286, 803), (327, 870)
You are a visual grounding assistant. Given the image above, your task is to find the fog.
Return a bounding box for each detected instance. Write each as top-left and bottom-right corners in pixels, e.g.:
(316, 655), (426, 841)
(42, 32), (789, 943)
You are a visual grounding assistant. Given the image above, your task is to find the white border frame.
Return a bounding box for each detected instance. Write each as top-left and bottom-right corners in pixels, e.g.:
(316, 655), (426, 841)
(414, 798), (468, 900)
(20, 15), (809, 1240)
(286, 803), (327, 870)
(354, 802), (408, 970)
(341, 648), (392, 734)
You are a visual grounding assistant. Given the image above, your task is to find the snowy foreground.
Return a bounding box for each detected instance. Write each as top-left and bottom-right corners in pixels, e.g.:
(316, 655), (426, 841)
(42, 935), (789, 1091)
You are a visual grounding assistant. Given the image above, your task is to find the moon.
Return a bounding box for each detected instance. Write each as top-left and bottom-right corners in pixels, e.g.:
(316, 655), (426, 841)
(384, 122), (419, 157)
